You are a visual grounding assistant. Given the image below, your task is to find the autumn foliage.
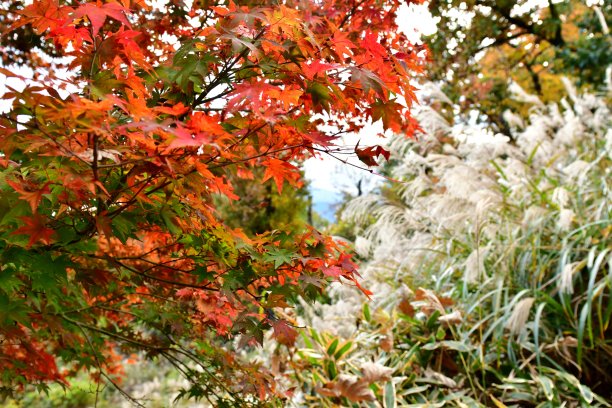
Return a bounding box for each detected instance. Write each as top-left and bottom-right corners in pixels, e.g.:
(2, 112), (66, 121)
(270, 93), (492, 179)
(0, 0), (423, 402)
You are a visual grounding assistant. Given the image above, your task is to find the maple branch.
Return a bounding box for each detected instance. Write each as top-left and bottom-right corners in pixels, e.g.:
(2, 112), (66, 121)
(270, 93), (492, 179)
(99, 371), (144, 408)
(163, 345), (240, 398)
(105, 173), (163, 218)
(193, 87), (235, 107)
(91, 133), (105, 215)
(482, 0), (565, 47)
(110, 242), (186, 260)
(138, 258), (205, 276)
(61, 313), (170, 352)
(338, 0), (368, 29)
(160, 352), (229, 408)
(10, 118), (94, 168)
(67, 309), (237, 407)
(208, 143), (307, 170)
(118, 122), (272, 202)
(106, 257), (220, 292)
(311, 145), (387, 176)
(60, 291), (181, 312)
(476, 31), (529, 52)
(192, 28), (267, 109)
(211, 120), (271, 157)
(73, 317), (141, 408)
(130, 291), (181, 304)
(103, 166), (151, 208)
(56, 294), (125, 315)
(95, 159), (147, 169)
(95, 305), (142, 320)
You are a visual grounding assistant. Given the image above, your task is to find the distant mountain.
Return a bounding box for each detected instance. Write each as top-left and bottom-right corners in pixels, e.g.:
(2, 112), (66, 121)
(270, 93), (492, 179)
(310, 187), (341, 222)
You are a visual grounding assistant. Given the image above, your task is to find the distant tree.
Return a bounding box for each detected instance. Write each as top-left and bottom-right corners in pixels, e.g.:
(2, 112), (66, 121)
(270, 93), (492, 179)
(217, 167), (310, 235)
(425, 0), (611, 131)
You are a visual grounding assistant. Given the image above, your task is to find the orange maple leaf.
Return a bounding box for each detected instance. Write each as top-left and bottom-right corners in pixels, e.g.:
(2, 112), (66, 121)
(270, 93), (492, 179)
(154, 102), (190, 116)
(262, 158), (301, 193)
(13, 0), (71, 34)
(331, 30), (354, 58)
(370, 99), (404, 132)
(7, 180), (51, 212)
(361, 31), (387, 59)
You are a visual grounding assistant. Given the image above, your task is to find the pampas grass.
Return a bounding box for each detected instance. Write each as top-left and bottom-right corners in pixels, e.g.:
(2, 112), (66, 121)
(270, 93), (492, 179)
(288, 79), (612, 406)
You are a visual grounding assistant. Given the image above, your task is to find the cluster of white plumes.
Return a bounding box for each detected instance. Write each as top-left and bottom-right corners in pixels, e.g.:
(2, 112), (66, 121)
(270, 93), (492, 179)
(299, 79), (611, 337)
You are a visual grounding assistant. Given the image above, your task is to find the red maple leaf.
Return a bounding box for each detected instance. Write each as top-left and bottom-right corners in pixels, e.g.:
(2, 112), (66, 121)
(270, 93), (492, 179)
(12, 215), (56, 248)
(271, 319), (298, 347)
(73, 2), (131, 37)
(322, 265), (343, 278)
(167, 124), (210, 149)
(303, 131), (338, 147)
(354, 141), (390, 167)
(361, 31), (387, 59)
(226, 81), (277, 112)
(301, 60), (339, 81)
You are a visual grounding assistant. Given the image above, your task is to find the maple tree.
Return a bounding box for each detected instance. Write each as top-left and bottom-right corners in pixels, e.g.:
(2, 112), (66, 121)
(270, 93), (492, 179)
(0, 0), (424, 403)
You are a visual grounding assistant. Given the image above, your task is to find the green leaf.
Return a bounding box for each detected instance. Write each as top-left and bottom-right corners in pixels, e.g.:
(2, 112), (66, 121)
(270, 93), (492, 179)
(326, 338), (339, 357)
(533, 301), (547, 370)
(0, 292), (29, 326)
(555, 372), (594, 404)
(0, 267), (22, 294)
(400, 384), (429, 396)
(325, 359), (337, 380)
(264, 247), (293, 268)
(536, 375), (555, 401)
(334, 341), (353, 360)
(193, 265), (213, 283)
(384, 380), (396, 408)
(306, 82), (331, 110)
(363, 303), (371, 322)
(160, 205), (182, 235)
(112, 213), (138, 243)
(421, 340), (474, 352)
